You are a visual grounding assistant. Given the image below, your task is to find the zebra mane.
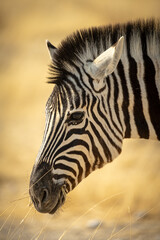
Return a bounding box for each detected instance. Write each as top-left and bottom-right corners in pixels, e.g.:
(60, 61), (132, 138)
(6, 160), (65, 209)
(48, 19), (160, 84)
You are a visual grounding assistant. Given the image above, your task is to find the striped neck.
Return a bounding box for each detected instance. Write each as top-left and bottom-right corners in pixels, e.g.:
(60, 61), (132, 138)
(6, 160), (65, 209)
(111, 43), (160, 140)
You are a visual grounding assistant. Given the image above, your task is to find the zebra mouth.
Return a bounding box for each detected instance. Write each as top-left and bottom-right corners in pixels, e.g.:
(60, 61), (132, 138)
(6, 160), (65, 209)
(49, 198), (61, 214)
(49, 188), (66, 214)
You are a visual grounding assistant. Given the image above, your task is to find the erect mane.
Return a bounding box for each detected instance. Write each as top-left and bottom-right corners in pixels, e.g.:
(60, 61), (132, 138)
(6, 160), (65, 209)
(48, 19), (160, 84)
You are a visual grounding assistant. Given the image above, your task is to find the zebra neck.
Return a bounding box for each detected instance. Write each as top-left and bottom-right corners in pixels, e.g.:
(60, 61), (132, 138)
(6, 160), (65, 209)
(112, 49), (160, 141)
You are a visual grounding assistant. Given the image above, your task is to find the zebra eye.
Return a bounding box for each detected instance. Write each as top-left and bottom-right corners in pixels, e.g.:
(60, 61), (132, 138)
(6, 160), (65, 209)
(66, 111), (85, 125)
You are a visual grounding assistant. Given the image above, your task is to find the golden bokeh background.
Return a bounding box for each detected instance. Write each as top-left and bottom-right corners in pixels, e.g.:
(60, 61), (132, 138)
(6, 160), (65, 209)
(0, 0), (160, 239)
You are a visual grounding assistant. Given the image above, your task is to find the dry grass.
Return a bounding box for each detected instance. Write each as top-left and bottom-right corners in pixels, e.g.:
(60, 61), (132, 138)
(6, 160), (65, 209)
(0, 0), (160, 239)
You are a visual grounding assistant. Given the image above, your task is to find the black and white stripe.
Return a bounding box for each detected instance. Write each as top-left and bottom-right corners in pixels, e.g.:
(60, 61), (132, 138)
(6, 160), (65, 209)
(33, 19), (160, 192)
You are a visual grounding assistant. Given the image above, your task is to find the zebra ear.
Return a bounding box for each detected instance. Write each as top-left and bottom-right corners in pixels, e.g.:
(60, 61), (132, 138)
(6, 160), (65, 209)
(46, 40), (57, 60)
(88, 36), (124, 79)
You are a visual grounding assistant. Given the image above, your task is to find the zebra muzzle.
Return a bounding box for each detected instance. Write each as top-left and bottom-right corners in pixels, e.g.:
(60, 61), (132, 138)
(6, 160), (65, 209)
(29, 162), (66, 214)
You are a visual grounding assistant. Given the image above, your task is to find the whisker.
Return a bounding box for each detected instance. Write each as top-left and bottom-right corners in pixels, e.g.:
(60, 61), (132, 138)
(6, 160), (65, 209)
(18, 224), (24, 240)
(88, 199), (119, 240)
(30, 215), (53, 240)
(29, 167), (54, 191)
(5, 167), (54, 212)
(0, 205), (17, 232)
(107, 212), (120, 239)
(20, 206), (33, 225)
(128, 206), (132, 240)
(9, 196), (30, 204)
(58, 191), (125, 240)
(28, 198), (33, 207)
(0, 205), (13, 217)
(6, 213), (16, 240)
(8, 206), (33, 240)
(106, 201), (160, 240)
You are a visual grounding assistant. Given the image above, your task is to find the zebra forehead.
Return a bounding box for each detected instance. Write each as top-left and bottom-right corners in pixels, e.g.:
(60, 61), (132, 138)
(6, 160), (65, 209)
(46, 85), (59, 108)
(48, 19), (160, 84)
(46, 83), (81, 114)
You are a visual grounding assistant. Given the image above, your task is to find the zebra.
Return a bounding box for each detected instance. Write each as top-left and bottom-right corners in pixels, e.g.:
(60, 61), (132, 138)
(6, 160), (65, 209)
(29, 19), (160, 214)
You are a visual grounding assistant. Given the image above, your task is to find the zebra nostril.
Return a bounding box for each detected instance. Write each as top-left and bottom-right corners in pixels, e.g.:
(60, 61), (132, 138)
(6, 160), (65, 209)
(41, 188), (49, 203)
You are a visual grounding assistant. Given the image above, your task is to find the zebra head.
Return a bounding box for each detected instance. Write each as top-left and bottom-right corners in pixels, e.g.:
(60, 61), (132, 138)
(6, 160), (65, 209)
(29, 31), (124, 214)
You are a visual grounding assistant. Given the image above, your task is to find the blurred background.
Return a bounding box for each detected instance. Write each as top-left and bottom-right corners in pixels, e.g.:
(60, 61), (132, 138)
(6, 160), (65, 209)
(0, 0), (160, 239)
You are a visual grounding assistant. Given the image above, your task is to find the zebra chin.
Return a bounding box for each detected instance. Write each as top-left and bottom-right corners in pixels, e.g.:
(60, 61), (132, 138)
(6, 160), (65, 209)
(29, 162), (67, 214)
